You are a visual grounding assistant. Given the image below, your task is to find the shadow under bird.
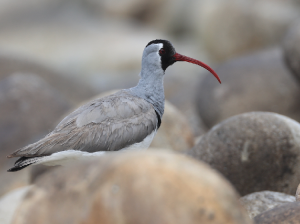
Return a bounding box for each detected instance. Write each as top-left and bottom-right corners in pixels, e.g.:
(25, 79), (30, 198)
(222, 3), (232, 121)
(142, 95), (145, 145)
(7, 39), (221, 172)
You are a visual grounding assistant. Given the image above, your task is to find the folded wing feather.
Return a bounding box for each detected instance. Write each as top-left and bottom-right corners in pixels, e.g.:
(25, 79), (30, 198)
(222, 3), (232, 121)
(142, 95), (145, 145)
(8, 90), (158, 158)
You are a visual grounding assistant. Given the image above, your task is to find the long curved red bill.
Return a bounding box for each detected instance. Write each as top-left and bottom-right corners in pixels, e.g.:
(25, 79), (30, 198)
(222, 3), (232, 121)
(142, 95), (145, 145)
(174, 53), (221, 84)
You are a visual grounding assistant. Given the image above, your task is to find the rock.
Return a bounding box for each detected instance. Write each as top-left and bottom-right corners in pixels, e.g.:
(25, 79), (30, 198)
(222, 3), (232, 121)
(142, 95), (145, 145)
(0, 0), (209, 97)
(0, 0), (64, 26)
(164, 63), (209, 137)
(84, 0), (189, 37)
(195, 48), (300, 129)
(0, 73), (71, 171)
(0, 6), (166, 75)
(188, 112), (300, 196)
(84, 0), (166, 22)
(0, 54), (96, 104)
(254, 201), (300, 223)
(240, 191), (295, 218)
(29, 165), (59, 184)
(283, 21), (300, 83)
(11, 151), (252, 224)
(150, 101), (194, 152)
(190, 0), (300, 62)
(0, 186), (32, 224)
(296, 184), (300, 201)
(0, 169), (30, 198)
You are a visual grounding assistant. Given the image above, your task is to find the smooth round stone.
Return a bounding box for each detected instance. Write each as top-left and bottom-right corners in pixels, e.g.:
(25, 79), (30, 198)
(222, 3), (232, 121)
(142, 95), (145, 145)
(11, 151), (252, 224)
(195, 48), (300, 129)
(188, 112), (300, 196)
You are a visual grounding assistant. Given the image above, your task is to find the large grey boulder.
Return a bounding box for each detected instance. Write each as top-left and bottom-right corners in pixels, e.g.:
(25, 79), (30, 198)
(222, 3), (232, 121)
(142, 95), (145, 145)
(188, 112), (300, 196)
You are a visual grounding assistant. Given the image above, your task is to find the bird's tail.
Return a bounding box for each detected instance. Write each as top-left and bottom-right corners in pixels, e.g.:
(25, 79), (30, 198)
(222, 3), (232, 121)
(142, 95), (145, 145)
(7, 157), (43, 172)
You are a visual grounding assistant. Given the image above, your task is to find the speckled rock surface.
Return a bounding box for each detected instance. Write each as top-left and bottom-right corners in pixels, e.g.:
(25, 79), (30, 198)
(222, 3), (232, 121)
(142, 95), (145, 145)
(188, 112), (300, 196)
(11, 151), (252, 224)
(240, 191), (295, 218)
(195, 48), (300, 129)
(254, 201), (300, 224)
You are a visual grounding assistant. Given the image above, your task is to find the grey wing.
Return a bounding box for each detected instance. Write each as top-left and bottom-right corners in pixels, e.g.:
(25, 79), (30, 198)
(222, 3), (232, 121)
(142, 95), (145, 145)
(8, 90), (158, 158)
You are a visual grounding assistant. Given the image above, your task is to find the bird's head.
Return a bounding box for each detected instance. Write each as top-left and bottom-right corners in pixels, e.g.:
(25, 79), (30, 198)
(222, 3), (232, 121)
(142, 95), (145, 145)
(143, 39), (221, 84)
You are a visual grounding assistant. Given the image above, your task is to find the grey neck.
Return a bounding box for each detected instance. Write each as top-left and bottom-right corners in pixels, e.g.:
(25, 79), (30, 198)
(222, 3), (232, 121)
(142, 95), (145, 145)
(129, 68), (165, 118)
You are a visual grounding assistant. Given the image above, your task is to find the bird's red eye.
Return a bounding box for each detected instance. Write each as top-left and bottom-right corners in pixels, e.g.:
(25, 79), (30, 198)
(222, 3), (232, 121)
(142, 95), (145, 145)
(159, 48), (166, 55)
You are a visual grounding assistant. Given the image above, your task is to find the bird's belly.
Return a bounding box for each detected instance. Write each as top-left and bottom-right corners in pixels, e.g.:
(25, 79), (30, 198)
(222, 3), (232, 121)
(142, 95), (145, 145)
(121, 130), (156, 151)
(35, 130), (157, 167)
(35, 150), (106, 166)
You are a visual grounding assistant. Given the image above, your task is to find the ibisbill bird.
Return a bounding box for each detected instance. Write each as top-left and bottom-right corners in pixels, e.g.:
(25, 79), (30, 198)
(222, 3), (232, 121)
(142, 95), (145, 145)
(7, 39), (221, 172)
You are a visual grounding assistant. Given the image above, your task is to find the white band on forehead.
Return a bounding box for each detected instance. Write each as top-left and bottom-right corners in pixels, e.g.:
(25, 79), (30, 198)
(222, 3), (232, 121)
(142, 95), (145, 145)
(156, 43), (163, 49)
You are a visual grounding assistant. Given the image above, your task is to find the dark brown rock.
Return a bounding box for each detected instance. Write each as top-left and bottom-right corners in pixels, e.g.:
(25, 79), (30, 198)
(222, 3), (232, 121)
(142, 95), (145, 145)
(240, 191), (295, 218)
(188, 112), (300, 196)
(254, 201), (300, 224)
(12, 151), (252, 224)
(195, 48), (300, 129)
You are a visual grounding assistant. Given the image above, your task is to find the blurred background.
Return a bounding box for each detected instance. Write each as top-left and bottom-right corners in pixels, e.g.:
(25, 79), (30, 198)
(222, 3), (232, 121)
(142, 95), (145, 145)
(1, 0), (300, 201)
